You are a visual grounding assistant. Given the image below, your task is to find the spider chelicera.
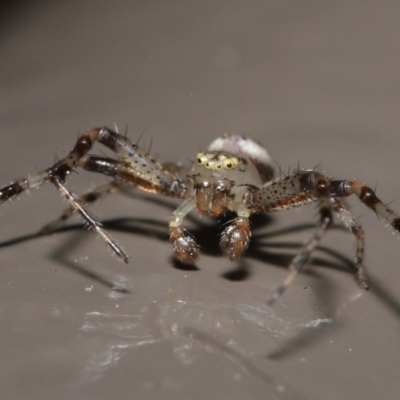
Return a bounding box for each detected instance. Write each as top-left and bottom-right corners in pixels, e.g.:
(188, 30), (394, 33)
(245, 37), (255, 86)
(1, 128), (399, 303)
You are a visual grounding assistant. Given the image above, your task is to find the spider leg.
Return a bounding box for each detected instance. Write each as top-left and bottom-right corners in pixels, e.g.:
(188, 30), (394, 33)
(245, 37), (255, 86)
(51, 175), (129, 262)
(252, 170), (400, 234)
(250, 170), (318, 213)
(0, 128), (188, 259)
(265, 173), (334, 304)
(251, 170), (400, 303)
(41, 154), (191, 234)
(331, 198), (368, 289)
(330, 180), (400, 232)
(40, 179), (127, 234)
(77, 154), (188, 198)
(0, 128), (187, 203)
(40, 154), (150, 233)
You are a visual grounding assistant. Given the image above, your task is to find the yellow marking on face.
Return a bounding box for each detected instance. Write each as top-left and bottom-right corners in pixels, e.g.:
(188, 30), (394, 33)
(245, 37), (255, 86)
(196, 153), (239, 170)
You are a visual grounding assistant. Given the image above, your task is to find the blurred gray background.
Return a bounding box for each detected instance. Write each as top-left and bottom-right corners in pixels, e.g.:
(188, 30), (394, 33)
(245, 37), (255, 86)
(1, 1), (400, 399)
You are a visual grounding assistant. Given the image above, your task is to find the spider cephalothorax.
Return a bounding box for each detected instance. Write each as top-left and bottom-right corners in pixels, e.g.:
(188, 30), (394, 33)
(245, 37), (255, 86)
(1, 127), (399, 303)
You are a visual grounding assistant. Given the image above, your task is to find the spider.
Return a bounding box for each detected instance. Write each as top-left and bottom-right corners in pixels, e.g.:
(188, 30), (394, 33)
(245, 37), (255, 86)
(1, 127), (399, 304)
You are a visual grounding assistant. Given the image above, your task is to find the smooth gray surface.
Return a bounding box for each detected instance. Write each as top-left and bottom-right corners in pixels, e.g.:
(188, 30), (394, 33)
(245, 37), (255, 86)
(1, 2), (400, 399)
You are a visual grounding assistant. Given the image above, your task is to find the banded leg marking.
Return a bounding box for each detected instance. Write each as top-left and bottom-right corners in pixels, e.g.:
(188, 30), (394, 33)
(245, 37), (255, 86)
(331, 180), (400, 233)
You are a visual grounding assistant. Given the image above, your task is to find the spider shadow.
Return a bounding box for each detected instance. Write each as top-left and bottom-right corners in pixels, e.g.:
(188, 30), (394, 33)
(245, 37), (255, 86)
(0, 217), (351, 362)
(182, 215), (349, 359)
(120, 192), (337, 278)
(0, 224), (133, 293)
(265, 269), (338, 360)
(99, 213), (356, 359)
(93, 212), (344, 361)
(50, 197), (400, 358)
(1, 193), (400, 353)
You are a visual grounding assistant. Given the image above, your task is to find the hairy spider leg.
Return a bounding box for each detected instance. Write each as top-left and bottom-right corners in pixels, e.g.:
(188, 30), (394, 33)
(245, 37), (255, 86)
(263, 172), (334, 304)
(40, 179), (127, 234)
(40, 155), (189, 233)
(51, 175), (129, 262)
(330, 180), (400, 231)
(0, 128), (186, 261)
(251, 170), (400, 303)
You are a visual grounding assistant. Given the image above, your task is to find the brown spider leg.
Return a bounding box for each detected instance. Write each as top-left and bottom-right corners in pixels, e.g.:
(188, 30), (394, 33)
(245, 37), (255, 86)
(0, 128), (187, 259)
(0, 129), (107, 204)
(0, 170), (50, 203)
(40, 155), (191, 235)
(331, 198), (368, 289)
(50, 175), (129, 262)
(251, 171), (336, 304)
(77, 155), (188, 198)
(330, 180), (400, 232)
(267, 177), (334, 304)
(250, 170), (399, 303)
(250, 170), (318, 213)
(41, 154), (191, 233)
(0, 128), (186, 204)
(169, 198), (199, 264)
(40, 154), (161, 234)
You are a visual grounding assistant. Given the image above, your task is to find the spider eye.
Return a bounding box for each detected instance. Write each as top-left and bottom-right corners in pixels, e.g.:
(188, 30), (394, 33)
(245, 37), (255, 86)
(196, 153), (208, 165)
(222, 157), (238, 169)
(216, 163), (222, 169)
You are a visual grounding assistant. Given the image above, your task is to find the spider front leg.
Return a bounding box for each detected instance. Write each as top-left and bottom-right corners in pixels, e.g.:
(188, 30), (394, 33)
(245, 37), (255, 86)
(40, 154), (154, 234)
(40, 155), (191, 234)
(0, 131), (129, 261)
(0, 127), (187, 261)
